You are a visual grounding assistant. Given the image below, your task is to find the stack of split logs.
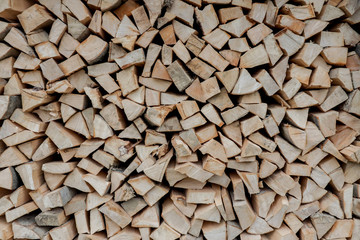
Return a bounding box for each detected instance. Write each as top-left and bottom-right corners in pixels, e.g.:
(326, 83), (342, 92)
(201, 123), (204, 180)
(1, 0), (360, 239)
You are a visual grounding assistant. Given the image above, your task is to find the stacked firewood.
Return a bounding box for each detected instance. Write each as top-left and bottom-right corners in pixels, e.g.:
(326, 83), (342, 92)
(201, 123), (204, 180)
(0, 0), (360, 239)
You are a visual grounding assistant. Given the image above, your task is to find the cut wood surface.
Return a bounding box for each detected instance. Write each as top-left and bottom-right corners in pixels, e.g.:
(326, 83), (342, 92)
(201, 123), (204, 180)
(0, 0), (359, 239)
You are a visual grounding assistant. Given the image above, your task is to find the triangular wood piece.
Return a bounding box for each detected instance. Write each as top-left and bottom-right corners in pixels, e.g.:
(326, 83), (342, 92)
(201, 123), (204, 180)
(270, 56), (289, 89)
(32, 138), (57, 161)
(269, 105), (286, 126)
(232, 69), (262, 95)
(219, 17), (254, 38)
(4, 73), (23, 96)
(17, 139), (43, 159)
(222, 121), (242, 147)
(21, 89), (56, 112)
(288, 92), (319, 108)
(274, 136), (301, 163)
(0, 119), (24, 140)
(194, 203), (221, 223)
(286, 108), (309, 129)
(241, 103), (268, 119)
(152, 59), (171, 81)
(185, 78), (206, 103)
(301, 178), (327, 203)
(108, 42), (127, 61)
(0, 146), (28, 168)
(113, 35), (137, 52)
(173, 20), (197, 43)
(67, 14), (90, 41)
(114, 183), (136, 202)
(87, 192), (113, 210)
(93, 115), (113, 140)
(199, 139), (228, 163)
(321, 139), (346, 162)
(115, 15), (139, 38)
(83, 173), (110, 196)
(110, 171), (126, 193)
(247, 216), (273, 234)
(144, 105), (175, 127)
(241, 139), (262, 157)
(219, 132), (241, 158)
(144, 149), (173, 182)
(82, 108), (95, 137)
(203, 221), (227, 239)
(281, 124), (307, 150)
(319, 86), (348, 112)
(150, 222), (180, 240)
(64, 168), (92, 192)
(220, 50), (241, 67)
(227, 221), (242, 240)
(127, 86), (145, 104)
(58, 148), (77, 163)
(104, 215), (121, 238)
(310, 212), (336, 239)
(307, 66), (331, 89)
(157, 116), (183, 132)
(215, 68), (239, 93)
(122, 99), (146, 121)
(240, 44), (270, 68)
(144, 0), (163, 25)
(259, 160), (278, 178)
(75, 139), (104, 158)
(304, 20), (328, 39)
(2, 130), (44, 147)
(44, 172), (66, 191)
(65, 112), (91, 139)
(303, 121), (325, 154)
(318, 5), (344, 21)
(0, 167), (19, 190)
(61, 103), (77, 123)
(119, 124), (142, 140)
(306, 89), (329, 104)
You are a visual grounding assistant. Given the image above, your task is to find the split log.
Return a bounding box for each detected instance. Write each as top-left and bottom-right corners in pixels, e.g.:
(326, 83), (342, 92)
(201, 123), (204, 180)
(0, 0), (358, 239)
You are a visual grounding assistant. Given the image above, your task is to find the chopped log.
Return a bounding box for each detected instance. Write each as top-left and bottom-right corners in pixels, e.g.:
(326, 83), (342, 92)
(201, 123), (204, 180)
(199, 44), (229, 72)
(45, 121), (83, 149)
(232, 69), (262, 95)
(0, 1), (358, 239)
(49, 219), (77, 240)
(58, 54), (86, 76)
(167, 60), (193, 92)
(17, 4), (54, 34)
(240, 44), (270, 68)
(99, 200), (132, 228)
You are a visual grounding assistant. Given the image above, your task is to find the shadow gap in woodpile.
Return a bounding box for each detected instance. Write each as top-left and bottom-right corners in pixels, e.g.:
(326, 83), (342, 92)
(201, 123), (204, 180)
(0, 0), (359, 239)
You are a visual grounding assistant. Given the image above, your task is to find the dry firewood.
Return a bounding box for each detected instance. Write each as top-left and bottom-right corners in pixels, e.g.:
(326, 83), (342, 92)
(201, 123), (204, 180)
(199, 44), (229, 72)
(232, 69), (262, 95)
(49, 19), (67, 45)
(229, 37), (250, 53)
(167, 60), (193, 92)
(0, 167), (19, 190)
(218, 7), (243, 23)
(203, 28), (231, 50)
(240, 44), (270, 68)
(220, 16), (255, 38)
(4, 29), (34, 57)
(220, 49), (241, 66)
(0, 0), (358, 239)
(195, 4), (219, 35)
(58, 32), (80, 59)
(167, 0), (194, 27)
(45, 121), (83, 149)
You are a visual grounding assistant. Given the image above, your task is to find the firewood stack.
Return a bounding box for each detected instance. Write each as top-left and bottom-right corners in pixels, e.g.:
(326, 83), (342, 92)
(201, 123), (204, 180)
(0, 0), (360, 239)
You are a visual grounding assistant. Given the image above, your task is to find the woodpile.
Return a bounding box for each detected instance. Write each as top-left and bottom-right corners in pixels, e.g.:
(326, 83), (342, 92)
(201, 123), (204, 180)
(0, 0), (360, 239)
